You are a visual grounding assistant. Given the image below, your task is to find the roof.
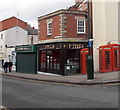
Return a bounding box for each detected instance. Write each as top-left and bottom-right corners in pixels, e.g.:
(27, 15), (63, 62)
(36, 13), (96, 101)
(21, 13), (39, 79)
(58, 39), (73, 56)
(0, 16), (27, 24)
(38, 9), (86, 21)
(0, 16), (28, 31)
(26, 29), (38, 35)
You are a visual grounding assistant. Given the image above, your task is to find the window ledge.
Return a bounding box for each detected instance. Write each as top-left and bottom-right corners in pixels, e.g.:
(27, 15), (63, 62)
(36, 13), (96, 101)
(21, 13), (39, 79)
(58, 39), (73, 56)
(47, 34), (52, 37)
(77, 33), (87, 36)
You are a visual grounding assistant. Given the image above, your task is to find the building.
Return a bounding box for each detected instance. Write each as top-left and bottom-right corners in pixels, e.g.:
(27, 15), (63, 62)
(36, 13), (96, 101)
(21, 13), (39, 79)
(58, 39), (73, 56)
(37, 4), (88, 75)
(26, 27), (38, 45)
(0, 17), (29, 66)
(92, 1), (120, 71)
(0, 16), (39, 67)
(15, 0), (120, 75)
(76, 0), (120, 72)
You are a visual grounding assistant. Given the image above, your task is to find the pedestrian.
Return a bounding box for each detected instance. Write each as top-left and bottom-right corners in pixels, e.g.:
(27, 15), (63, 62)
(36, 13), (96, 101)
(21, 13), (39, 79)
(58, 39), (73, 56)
(8, 61), (13, 72)
(3, 61), (9, 73)
(2, 59), (4, 67)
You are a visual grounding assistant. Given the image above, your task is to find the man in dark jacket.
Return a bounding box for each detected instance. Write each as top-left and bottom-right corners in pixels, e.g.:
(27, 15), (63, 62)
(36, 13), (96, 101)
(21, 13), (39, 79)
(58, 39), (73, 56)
(8, 61), (13, 72)
(3, 62), (9, 73)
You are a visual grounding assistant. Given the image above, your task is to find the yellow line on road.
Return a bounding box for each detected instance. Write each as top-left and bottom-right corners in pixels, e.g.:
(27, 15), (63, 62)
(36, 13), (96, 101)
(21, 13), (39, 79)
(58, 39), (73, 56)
(1, 74), (120, 87)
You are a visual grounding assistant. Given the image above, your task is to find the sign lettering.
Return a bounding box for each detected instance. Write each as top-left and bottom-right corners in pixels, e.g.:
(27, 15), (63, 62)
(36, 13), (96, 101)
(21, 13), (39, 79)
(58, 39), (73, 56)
(69, 44), (84, 49)
(39, 43), (85, 50)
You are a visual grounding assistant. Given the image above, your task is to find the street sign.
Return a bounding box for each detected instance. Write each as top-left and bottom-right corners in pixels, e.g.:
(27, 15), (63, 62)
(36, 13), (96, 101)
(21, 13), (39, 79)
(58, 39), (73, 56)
(88, 41), (92, 47)
(89, 39), (94, 41)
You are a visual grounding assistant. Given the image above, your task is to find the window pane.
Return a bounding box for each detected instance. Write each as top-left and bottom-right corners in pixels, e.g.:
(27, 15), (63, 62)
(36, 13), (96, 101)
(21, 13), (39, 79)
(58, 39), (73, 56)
(47, 22), (52, 35)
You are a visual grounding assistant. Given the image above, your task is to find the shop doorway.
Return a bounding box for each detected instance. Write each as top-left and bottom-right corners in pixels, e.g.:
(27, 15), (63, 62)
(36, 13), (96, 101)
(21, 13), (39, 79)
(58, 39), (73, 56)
(46, 55), (53, 73)
(66, 50), (80, 73)
(39, 50), (60, 74)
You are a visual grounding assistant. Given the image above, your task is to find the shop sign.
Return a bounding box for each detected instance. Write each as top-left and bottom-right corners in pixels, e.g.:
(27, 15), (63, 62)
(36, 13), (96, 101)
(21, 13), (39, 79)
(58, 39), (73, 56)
(68, 44), (84, 49)
(43, 45), (55, 50)
(16, 45), (36, 53)
(39, 43), (85, 50)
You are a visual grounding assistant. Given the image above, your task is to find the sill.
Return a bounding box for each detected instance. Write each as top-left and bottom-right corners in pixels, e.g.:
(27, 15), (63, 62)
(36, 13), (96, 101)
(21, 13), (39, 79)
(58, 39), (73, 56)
(47, 34), (52, 37)
(77, 33), (87, 36)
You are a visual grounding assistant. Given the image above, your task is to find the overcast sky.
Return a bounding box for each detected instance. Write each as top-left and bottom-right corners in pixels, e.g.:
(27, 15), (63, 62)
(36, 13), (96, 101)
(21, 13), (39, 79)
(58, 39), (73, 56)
(0, 0), (75, 28)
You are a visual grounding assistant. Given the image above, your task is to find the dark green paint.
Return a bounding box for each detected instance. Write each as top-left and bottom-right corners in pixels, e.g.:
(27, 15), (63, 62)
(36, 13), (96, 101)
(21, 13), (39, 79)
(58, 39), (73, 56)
(16, 53), (37, 74)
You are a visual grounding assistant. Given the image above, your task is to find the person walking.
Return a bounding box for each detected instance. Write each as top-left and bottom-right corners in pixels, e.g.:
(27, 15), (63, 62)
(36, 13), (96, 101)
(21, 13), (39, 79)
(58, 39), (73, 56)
(8, 61), (13, 72)
(3, 61), (9, 73)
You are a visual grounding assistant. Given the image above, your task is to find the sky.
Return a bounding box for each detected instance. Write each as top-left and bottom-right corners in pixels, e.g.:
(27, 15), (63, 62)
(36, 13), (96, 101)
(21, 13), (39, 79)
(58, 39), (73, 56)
(0, 0), (75, 29)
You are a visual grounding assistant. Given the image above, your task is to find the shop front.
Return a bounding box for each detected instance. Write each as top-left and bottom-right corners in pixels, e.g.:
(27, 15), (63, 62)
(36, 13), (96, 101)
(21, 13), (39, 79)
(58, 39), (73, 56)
(15, 45), (37, 74)
(38, 42), (87, 75)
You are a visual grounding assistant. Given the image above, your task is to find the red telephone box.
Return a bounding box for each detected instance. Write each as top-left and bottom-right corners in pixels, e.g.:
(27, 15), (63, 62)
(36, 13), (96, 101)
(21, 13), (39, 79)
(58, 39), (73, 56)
(110, 44), (120, 71)
(80, 48), (88, 74)
(99, 45), (112, 73)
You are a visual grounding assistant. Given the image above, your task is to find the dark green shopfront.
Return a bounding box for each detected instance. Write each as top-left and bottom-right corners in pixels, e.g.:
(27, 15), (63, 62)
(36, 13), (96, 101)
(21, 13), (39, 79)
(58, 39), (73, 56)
(16, 45), (38, 74)
(16, 42), (87, 75)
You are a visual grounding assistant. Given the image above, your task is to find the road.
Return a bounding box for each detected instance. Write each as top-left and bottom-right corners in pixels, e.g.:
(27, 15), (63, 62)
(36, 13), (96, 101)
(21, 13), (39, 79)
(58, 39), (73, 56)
(2, 76), (119, 109)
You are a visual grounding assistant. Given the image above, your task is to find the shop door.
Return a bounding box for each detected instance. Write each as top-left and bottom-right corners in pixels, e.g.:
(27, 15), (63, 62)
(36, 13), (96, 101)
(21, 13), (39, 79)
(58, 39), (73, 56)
(46, 55), (53, 73)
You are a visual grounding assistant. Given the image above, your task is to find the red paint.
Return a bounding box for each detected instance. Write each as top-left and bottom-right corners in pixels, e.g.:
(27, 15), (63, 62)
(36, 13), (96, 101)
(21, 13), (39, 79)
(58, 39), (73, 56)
(0, 16), (28, 31)
(80, 48), (88, 74)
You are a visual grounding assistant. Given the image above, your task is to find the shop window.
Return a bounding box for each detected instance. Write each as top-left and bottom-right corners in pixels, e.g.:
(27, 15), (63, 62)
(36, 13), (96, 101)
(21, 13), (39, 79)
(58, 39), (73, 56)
(67, 50), (79, 64)
(53, 50), (60, 70)
(40, 51), (46, 68)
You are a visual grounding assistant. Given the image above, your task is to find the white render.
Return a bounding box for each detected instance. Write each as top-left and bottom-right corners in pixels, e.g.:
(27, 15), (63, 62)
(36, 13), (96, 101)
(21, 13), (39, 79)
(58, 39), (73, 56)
(27, 35), (39, 45)
(0, 26), (28, 64)
(92, 1), (119, 71)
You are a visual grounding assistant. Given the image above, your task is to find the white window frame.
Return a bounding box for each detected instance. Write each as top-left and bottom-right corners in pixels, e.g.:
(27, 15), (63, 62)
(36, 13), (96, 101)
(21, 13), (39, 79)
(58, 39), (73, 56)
(47, 22), (52, 35)
(77, 20), (86, 34)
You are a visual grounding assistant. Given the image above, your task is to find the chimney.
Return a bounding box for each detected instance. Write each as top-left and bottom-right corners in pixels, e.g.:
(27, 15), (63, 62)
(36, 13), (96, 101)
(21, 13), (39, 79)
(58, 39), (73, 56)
(75, 0), (82, 4)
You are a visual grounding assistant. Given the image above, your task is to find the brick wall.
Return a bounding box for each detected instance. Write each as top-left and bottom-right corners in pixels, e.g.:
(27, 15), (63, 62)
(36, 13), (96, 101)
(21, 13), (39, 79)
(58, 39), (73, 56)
(0, 17), (28, 31)
(63, 14), (87, 38)
(38, 13), (87, 40)
(39, 15), (60, 40)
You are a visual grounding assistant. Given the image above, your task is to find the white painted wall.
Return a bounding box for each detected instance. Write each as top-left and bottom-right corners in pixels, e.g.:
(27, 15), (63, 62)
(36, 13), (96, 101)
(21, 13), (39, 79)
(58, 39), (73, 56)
(27, 35), (38, 45)
(92, 2), (119, 71)
(0, 31), (6, 61)
(0, 26), (28, 64)
(5, 26), (28, 46)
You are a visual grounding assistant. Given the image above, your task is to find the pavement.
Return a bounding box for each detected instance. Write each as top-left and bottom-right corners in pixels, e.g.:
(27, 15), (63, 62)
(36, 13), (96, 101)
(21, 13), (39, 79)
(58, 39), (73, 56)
(0, 68), (120, 85)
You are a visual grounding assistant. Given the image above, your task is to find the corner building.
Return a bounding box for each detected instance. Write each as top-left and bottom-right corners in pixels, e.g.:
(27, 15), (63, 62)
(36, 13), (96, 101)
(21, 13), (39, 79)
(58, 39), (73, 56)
(38, 8), (88, 75)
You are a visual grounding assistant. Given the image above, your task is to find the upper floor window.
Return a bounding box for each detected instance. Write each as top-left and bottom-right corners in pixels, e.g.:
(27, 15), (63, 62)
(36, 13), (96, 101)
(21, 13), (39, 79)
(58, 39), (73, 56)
(77, 20), (86, 34)
(1, 34), (3, 39)
(47, 22), (52, 36)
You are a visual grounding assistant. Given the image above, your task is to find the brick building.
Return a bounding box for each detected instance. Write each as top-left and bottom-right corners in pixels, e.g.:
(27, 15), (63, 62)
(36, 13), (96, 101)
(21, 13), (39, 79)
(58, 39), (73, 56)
(37, 5), (88, 75)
